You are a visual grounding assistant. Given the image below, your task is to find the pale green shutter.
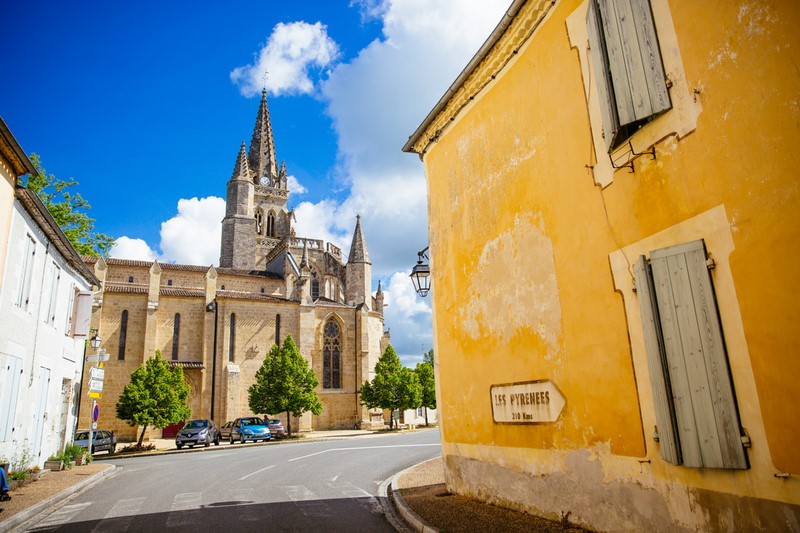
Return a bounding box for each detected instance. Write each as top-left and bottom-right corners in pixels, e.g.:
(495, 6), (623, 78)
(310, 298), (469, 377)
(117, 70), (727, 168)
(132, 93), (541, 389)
(650, 240), (747, 469)
(634, 256), (680, 464)
(586, 0), (619, 150)
(596, 0), (671, 126)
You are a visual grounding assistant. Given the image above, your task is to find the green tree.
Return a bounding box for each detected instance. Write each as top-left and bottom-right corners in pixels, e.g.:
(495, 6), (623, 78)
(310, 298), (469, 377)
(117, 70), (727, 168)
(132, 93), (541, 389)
(415, 357), (436, 426)
(361, 344), (421, 429)
(423, 349), (434, 366)
(115, 351), (191, 446)
(24, 153), (115, 256)
(248, 335), (322, 437)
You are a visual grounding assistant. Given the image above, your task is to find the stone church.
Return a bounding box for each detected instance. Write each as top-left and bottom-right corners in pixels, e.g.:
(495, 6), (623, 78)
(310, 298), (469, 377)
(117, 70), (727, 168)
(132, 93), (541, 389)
(79, 90), (389, 440)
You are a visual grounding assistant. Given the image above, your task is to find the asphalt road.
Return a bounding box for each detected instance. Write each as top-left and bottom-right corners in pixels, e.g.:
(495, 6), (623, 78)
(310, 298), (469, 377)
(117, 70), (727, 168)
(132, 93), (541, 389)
(24, 430), (441, 532)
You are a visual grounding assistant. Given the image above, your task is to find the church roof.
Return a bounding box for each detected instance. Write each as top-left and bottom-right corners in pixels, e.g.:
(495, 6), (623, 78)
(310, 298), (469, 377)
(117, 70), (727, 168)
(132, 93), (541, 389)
(248, 88), (279, 184)
(347, 215), (370, 264)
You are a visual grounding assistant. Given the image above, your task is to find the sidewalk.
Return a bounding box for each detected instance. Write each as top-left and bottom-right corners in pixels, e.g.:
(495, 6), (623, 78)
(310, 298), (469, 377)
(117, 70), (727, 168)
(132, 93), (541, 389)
(389, 456), (590, 532)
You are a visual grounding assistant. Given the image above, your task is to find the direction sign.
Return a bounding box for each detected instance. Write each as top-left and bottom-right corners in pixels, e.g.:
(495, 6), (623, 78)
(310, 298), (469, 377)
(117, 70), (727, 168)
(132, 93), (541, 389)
(490, 380), (566, 424)
(88, 391), (102, 399)
(86, 352), (110, 363)
(89, 367), (105, 381)
(88, 379), (104, 393)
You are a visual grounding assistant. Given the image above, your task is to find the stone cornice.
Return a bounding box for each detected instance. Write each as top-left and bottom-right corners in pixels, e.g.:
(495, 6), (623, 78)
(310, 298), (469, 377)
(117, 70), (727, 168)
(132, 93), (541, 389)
(404, 0), (556, 157)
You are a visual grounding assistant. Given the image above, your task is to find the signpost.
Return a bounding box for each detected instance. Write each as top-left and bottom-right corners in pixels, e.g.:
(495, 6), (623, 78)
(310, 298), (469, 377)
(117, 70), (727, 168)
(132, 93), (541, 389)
(86, 348), (107, 454)
(490, 380), (566, 424)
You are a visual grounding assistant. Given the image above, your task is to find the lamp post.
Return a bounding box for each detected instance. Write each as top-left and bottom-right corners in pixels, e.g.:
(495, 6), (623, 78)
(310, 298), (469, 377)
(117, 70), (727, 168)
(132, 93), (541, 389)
(410, 246), (431, 297)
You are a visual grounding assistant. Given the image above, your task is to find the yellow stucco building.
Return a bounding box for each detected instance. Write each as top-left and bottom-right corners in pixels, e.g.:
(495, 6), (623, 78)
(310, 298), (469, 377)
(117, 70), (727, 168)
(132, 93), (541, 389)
(404, 0), (800, 530)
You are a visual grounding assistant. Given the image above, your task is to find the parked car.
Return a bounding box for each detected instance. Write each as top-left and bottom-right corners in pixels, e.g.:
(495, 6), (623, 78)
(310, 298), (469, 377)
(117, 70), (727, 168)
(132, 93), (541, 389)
(74, 430), (116, 454)
(175, 419), (221, 449)
(266, 418), (286, 438)
(219, 421), (234, 441)
(227, 417), (271, 443)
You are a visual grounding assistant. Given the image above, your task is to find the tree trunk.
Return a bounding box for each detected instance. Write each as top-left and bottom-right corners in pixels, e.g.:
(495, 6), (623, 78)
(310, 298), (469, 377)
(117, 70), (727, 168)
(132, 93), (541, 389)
(286, 411), (292, 437)
(137, 425), (148, 447)
(424, 407), (428, 426)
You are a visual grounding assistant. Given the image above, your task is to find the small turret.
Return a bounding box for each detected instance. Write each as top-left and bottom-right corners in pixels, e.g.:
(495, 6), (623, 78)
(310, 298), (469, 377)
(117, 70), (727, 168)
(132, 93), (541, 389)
(375, 279), (384, 315)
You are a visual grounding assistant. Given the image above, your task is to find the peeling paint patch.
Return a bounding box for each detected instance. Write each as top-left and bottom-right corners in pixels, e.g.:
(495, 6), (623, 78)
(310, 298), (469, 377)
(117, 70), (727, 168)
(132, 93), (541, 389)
(459, 213), (561, 354)
(737, 2), (777, 37)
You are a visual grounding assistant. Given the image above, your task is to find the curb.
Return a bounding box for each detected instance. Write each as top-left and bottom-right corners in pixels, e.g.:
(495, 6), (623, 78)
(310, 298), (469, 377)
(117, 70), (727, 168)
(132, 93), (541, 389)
(1, 465), (117, 533)
(384, 457), (440, 533)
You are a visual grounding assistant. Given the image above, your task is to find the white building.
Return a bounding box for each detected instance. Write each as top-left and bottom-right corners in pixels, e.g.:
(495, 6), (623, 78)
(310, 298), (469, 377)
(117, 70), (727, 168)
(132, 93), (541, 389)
(0, 119), (99, 467)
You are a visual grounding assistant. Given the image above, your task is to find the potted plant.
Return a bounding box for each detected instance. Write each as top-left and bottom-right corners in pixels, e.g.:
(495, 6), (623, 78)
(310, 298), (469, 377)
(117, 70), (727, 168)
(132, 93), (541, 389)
(44, 454), (64, 471)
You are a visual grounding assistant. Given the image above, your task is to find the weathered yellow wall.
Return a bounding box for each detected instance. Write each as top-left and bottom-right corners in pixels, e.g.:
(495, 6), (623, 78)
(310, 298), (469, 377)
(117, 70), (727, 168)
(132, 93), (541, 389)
(417, 0), (800, 529)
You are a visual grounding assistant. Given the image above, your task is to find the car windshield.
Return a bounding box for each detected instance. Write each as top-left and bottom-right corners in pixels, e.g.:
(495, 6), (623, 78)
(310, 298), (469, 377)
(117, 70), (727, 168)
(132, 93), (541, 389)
(183, 420), (208, 429)
(269, 420), (281, 426)
(241, 418), (262, 426)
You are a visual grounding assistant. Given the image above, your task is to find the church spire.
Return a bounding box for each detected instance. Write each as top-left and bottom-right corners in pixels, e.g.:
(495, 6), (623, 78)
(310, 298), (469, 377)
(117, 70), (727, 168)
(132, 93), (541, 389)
(348, 215), (370, 264)
(248, 88), (279, 185)
(231, 141), (250, 181)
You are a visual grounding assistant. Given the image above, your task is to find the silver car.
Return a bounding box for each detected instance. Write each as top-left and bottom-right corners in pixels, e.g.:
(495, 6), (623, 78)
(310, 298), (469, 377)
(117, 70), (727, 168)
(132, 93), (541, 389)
(74, 430), (116, 454)
(175, 419), (221, 449)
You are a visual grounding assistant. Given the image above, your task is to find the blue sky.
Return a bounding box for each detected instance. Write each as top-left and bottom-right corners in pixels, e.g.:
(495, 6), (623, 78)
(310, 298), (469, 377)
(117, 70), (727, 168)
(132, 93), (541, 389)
(2, 0), (510, 365)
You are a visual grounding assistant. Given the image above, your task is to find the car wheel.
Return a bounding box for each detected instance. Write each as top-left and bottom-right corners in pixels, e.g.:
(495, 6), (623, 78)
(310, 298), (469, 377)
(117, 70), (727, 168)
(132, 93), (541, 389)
(177, 443), (183, 450)
(240, 435), (246, 444)
(109, 446), (115, 456)
(230, 435), (235, 444)
(214, 436), (220, 446)
(205, 440), (210, 447)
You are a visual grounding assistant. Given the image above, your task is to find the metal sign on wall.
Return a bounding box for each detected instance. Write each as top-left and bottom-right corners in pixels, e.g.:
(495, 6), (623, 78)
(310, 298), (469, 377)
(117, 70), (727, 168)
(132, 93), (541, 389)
(490, 380), (566, 424)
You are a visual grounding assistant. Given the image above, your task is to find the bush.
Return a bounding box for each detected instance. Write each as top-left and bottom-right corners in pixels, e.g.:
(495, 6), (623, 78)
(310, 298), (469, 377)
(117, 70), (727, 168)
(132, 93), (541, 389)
(119, 443), (156, 453)
(62, 443), (85, 463)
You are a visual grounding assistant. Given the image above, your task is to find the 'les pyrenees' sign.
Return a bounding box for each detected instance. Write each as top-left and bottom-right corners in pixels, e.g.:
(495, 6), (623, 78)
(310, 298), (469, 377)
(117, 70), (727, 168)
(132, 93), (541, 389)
(491, 380), (565, 424)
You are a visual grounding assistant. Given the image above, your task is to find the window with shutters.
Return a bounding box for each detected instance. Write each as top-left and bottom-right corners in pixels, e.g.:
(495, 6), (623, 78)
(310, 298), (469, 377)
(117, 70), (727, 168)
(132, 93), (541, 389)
(587, 0), (671, 151)
(567, 0), (698, 187)
(634, 240), (748, 470)
(45, 262), (60, 325)
(16, 235), (36, 310)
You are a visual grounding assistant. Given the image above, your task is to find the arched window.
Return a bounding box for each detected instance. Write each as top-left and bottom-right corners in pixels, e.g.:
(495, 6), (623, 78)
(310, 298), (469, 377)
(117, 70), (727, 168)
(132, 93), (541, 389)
(323, 319), (341, 389)
(275, 314), (281, 347)
(172, 313), (181, 360)
(311, 271), (320, 300)
(118, 310), (128, 360)
(267, 212), (276, 237)
(229, 313), (236, 362)
(255, 210), (264, 235)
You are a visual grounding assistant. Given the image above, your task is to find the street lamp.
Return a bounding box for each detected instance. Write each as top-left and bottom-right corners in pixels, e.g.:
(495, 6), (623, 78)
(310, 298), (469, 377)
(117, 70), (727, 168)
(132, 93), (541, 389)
(89, 330), (101, 349)
(410, 246), (431, 297)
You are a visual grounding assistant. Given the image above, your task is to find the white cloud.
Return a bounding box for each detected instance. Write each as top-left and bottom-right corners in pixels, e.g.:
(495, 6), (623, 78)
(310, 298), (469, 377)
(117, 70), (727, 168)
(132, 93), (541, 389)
(159, 197), (225, 265)
(287, 175), (307, 195)
(109, 236), (158, 261)
(231, 21), (340, 97)
(381, 271), (432, 366)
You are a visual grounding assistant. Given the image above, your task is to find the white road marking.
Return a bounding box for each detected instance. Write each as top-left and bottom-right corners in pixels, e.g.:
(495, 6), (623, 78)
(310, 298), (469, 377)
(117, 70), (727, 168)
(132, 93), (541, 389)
(282, 485), (335, 518)
(288, 443), (439, 462)
(91, 497), (146, 532)
(331, 472), (341, 482)
(166, 492), (202, 528)
(33, 502), (91, 528)
(238, 464), (275, 481)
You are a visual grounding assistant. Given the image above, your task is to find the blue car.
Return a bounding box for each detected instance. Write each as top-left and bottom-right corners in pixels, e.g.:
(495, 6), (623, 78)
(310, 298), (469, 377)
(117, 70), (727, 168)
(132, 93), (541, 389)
(229, 417), (272, 444)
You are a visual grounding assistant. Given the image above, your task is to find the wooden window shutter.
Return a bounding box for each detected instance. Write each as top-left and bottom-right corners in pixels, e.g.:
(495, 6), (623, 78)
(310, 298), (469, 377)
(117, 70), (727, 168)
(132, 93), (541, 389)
(649, 240), (747, 469)
(597, 0), (671, 127)
(634, 256), (681, 465)
(587, 0), (620, 150)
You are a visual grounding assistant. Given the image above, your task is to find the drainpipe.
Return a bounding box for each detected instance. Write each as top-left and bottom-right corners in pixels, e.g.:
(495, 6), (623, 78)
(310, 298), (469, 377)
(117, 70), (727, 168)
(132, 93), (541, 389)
(354, 304), (360, 427)
(209, 300), (218, 421)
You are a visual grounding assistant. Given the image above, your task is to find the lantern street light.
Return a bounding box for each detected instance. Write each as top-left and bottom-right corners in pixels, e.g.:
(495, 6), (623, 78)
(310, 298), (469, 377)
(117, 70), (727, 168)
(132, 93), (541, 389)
(89, 329), (101, 349)
(410, 246), (431, 297)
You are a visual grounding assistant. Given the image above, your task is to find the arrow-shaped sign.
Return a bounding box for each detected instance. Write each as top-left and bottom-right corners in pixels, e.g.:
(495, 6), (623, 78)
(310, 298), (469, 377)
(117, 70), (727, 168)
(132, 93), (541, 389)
(490, 380), (566, 424)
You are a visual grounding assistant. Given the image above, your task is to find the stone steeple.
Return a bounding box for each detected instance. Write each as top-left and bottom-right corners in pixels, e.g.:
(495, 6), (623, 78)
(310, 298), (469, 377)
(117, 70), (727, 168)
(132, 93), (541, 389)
(347, 215), (370, 264)
(248, 88), (279, 185)
(345, 215), (372, 308)
(232, 141), (250, 181)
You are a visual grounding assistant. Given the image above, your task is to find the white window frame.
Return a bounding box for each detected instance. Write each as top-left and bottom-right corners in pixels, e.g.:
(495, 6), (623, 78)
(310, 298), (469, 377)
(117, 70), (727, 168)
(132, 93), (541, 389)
(45, 261), (61, 325)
